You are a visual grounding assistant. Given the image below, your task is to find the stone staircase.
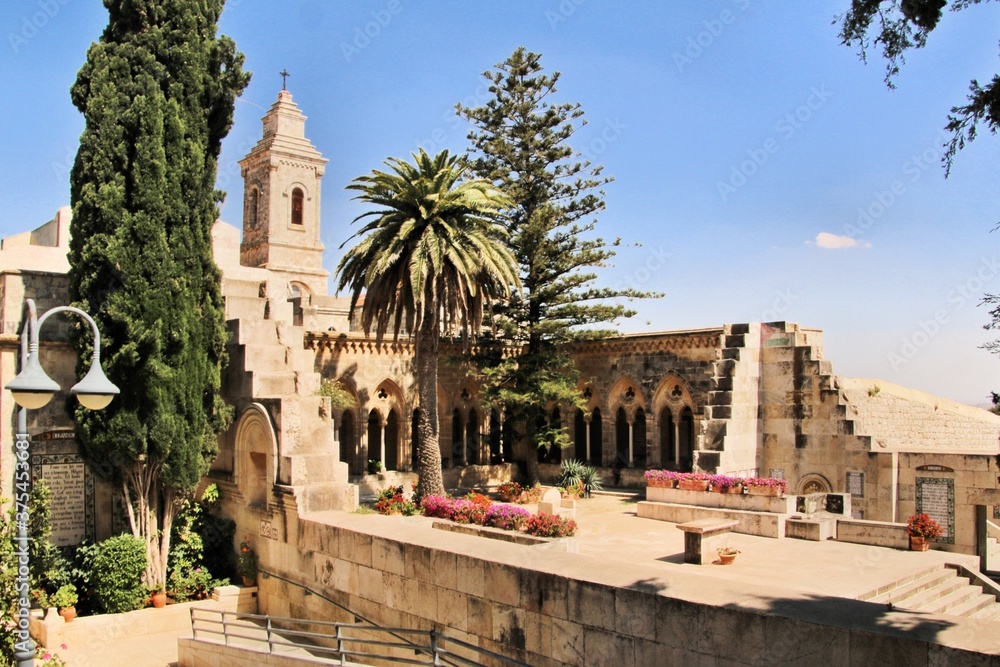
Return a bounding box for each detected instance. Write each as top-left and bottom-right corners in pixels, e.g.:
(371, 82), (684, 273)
(222, 276), (357, 512)
(864, 564), (1000, 622)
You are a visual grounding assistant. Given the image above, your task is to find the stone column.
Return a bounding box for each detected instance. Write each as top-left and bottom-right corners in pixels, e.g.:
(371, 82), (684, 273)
(674, 420), (681, 468)
(627, 418), (634, 466)
(584, 413), (592, 462)
(380, 418), (387, 470)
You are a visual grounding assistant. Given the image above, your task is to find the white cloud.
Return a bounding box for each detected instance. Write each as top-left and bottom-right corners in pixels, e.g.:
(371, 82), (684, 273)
(813, 232), (871, 250)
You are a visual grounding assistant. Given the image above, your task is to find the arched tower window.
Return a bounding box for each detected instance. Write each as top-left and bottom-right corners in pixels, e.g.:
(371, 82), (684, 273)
(291, 187), (304, 225)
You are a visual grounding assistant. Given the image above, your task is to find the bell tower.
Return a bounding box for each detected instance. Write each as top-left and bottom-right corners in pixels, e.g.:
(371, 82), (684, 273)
(239, 89), (329, 296)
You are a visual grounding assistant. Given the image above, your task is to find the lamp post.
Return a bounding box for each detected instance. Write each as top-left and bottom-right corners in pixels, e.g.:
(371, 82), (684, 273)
(5, 298), (119, 667)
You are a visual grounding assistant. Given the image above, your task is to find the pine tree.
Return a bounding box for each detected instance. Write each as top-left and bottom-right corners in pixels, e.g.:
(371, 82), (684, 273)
(67, 0), (249, 587)
(457, 47), (659, 483)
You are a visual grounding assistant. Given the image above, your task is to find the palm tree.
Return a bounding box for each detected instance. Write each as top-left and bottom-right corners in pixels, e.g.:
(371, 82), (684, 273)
(336, 149), (520, 498)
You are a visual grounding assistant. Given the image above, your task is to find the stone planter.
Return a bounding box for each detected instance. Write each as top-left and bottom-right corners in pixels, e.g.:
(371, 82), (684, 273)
(678, 479), (710, 492)
(747, 485), (782, 497)
(909, 536), (930, 552)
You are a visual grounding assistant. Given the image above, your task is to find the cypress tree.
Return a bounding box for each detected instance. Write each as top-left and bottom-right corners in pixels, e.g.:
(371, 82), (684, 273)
(458, 48), (659, 483)
(68, 0), (249, 586)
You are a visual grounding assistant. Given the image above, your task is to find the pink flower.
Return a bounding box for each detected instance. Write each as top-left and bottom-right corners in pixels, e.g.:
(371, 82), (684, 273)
(60, 644), (68, 650)
(42, 654), (51, 660)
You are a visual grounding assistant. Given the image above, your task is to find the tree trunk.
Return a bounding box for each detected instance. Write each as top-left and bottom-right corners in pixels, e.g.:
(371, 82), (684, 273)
(121, 460), (174, 588)
(414, 303), (445, 498)
(523, 406), (540, 485)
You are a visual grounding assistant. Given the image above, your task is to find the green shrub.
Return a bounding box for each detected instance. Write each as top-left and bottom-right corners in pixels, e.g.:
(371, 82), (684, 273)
(557, 459), (602, 497)
(90, 534), (147, 613)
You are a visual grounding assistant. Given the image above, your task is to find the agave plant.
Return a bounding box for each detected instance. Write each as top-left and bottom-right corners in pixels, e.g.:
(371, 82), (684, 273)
(557, 459), (587, 489)
(578, 465), (604, 498)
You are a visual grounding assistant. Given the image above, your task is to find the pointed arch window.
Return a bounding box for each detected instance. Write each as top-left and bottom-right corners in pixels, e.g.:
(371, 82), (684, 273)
(291, 187), (304, 225)
(247, 188), (259, 227)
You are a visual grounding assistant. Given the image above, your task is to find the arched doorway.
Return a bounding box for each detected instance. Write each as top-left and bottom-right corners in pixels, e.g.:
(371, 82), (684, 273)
(466, 410), (480, 465)
(385, 409), (399, 471)
(574, 409), (587, 461)
(590, 408), (603, 466)
(615, 407), (629, 466)
(634, 407), (647, 467)
(679, 406), (694, 472)
(659, 408), (676, 470)
(339, 410), (358, 475)
(411, 409), (420, 471)
(489, 409), (502, 464)
(367, 410), (381, 470)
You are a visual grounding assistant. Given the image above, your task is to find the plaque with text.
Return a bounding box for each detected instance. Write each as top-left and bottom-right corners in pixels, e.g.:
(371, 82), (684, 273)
(31, 451), (95, 547)
(768, 468), (784, 480)
(846, 472), (864, 497)
(916, 477), (954, 545)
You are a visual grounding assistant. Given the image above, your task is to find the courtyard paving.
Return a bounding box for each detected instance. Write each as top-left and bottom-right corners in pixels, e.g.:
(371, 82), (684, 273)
(53, 489), (987, 666)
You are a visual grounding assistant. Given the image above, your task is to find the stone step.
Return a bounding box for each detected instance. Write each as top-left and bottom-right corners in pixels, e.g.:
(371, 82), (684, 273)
(945, 592), (996, 618)
(970, 603), (1000, 622)
(723, 334), (745, 348)
(899, 576), (970, 611)
(226, 295), (267, 320)
(221, 277), (265, 299)
(870, 568), (955, 605)
(253, 371), (298, 397)
(915, 580), (979, 615)
(229, 319), (281, 346)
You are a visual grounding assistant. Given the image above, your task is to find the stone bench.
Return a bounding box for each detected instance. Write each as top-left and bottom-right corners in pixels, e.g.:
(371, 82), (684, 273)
(677, 519), (738, 565)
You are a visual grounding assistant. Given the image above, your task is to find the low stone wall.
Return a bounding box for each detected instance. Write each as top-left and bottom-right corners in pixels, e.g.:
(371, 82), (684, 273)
(178, 638), (318, 667)
(636, 501), (786, 538)
(836, 519), (909, 550)
(252, 513), (1000, 665)
(645, 486), (795, 513)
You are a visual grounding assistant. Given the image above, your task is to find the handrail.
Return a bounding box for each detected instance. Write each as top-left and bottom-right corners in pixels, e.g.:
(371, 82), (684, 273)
(986, 519), (1000, 542)
(189, 608), (531, 667)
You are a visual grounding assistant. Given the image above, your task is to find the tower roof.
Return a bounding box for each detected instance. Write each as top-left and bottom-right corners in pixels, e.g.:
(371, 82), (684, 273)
(239, 90), (328, 170)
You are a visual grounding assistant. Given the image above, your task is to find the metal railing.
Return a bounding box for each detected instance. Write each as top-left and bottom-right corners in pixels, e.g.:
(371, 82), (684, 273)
(986, 519), (1000, 543)
(189, 608), (532, 667)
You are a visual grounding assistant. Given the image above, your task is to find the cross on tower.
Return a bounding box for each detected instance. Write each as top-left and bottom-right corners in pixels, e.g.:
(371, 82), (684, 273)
(279, 69), (291, 90)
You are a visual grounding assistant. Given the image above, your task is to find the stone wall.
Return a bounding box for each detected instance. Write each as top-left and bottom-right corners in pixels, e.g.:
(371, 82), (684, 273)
(242, 509), (1000, 666)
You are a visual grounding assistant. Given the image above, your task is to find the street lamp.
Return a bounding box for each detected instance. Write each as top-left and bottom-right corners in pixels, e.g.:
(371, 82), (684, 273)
(5, 298), (119, 667)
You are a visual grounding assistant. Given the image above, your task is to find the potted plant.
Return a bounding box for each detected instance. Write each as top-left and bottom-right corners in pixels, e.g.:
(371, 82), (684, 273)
(149, 583), (167, 608)
(745, 476), (787, 497)
(677, 472), (711, 492)
(51, 584), (78, 622)
(906, 513), (943, 551)
(644, 470), (678, 489)
(710, 474), (742, 494)
(717, 547), (740, 565)
(367, 459), (384, 475)
(238, 541), (258, 586)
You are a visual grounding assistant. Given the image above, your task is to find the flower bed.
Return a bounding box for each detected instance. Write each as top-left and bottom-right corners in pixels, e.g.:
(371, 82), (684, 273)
(496, 481), (543, 503)
(644, 471), (787, 496)
(419, 492), (575, 537)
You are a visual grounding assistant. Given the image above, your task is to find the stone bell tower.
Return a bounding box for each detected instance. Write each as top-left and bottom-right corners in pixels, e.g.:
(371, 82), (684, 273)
(239, 89), (329, 297)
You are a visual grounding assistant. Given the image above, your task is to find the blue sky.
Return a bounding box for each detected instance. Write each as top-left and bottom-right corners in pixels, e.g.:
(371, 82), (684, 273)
(1, 1), (998, 405)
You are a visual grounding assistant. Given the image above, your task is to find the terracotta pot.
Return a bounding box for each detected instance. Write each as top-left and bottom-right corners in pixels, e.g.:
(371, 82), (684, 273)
(718, 553), (737, 565)
(678, 479), (709, 492)
(59, 606), (76, 623)
(151, 592), (167, 608)
(242, 575), (256, 587)
(646, 479), (675, 488)
(910, 536), (930, 552)
(715, 484), (743, 494)
(747, 485), (781, 497)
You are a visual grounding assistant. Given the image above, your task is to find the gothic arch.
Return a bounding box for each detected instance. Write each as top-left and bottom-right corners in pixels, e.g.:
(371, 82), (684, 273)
(367, 378), (405, 422)
(234, 403), (278, 508)
(284, 182), (310, 227)
(652, 374), (694, 420)
(607, 376), (646, 420)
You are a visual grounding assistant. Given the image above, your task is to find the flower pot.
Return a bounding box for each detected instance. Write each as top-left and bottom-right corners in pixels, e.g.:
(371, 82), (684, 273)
(747, 485), (781, 497)
(151, 592), (167, 608)
(715, 484), (743, 494)
(242, 575), (256, 587)
(59, 606), (76, 623)
(647, 479), (675, 489)
(718, 553), (738, 565)
(678, 479), (709, 492)
(910, 536), (930, 552)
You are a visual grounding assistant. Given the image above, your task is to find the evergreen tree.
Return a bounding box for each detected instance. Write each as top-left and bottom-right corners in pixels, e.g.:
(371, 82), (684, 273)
(457, 47), (659, 483)
(67, 0), (248, 587)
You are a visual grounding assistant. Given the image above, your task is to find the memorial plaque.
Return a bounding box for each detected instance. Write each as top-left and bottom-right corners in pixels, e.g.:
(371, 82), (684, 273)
(768, 468), (784, 480)
(916, 477), (954, 545)
(846, 472), (864, 498)
(31, 447), (95, 547)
